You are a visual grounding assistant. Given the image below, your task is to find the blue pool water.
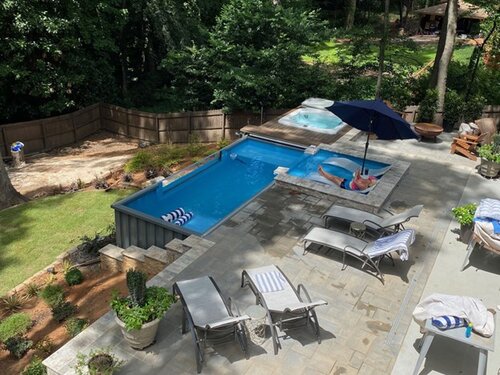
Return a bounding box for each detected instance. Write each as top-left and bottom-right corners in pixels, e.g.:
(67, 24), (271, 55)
(125, 138), (306, 234)
(288, 149), (390, 181)
(278, 108), (344, 134)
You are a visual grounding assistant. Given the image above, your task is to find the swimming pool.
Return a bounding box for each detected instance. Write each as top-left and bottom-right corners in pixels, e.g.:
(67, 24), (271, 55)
(120, 138), (306, 236)
(278, 107), (345, 134)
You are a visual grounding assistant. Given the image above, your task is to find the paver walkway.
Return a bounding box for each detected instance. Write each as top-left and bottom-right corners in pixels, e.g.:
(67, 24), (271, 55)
(45, 131), (493, 375)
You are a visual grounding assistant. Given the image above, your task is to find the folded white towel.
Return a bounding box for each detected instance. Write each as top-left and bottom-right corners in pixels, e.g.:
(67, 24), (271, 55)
(372, 229), (415, 261)
(475, 198), (500, 221)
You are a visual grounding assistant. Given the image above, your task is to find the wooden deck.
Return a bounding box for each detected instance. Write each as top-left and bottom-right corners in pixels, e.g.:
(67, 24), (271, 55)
(240, 111), (351, 147)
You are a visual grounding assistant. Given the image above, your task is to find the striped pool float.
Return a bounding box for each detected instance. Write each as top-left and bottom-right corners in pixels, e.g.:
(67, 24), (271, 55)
(161, 208), (186, 222)
(174, 212), (194, 226)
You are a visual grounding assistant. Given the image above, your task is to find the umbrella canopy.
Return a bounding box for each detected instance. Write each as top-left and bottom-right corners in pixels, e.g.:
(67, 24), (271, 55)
(325, 99), (418, 172)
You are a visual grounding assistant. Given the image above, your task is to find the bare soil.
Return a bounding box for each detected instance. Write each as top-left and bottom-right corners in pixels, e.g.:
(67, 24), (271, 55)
(0, 262), (127, 375)
(8, 132), (139, 199)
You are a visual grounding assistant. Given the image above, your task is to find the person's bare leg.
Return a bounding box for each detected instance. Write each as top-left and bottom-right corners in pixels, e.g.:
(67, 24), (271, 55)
(318, 166), (343, 186)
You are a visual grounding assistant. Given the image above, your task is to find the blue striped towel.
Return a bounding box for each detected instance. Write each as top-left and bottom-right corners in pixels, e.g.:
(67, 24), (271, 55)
(174, 212), (194, 226)
(431, 316), (468, 330)
(254, 271), (287, 293)
(161, 208), (186, 222)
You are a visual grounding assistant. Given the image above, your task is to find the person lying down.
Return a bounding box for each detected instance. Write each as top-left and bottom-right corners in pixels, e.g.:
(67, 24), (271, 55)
(313, 166), (378, 193)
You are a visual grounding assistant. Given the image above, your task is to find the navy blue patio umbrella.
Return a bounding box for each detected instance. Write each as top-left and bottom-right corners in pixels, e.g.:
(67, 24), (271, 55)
(326, 99), (418, 174)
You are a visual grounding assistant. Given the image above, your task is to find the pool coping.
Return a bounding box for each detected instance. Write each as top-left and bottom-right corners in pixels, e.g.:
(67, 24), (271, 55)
(274, 142), (410, 212)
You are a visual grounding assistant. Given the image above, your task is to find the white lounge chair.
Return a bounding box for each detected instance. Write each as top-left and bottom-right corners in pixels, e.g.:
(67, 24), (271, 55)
(323, 157), (392, 177)
(303, 228), (416, 283)
(322, 204), (423, 235)
(241, 265), (327, 355)
(173, 276), (250, 373)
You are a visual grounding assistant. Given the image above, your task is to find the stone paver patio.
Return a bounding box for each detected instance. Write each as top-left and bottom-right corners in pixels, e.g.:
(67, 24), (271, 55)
(44, 129), (500, 374)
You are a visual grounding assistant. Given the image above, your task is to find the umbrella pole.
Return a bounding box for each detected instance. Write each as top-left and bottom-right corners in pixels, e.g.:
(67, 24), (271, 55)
(361, 133), (370, 175)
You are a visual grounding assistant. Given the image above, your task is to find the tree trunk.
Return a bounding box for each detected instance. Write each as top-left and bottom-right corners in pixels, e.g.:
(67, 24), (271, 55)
(0, 158), (26, 210)
(429, 0), (458, 124)
(375, 0), (390, 99)
(345, 0), (357, 30)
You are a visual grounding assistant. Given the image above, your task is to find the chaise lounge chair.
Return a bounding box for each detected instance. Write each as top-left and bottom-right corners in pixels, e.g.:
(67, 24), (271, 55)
(303, 228), (416, 283)
(322, 204), (423, 235)
(173, 276), (250, 373)
(323, 157), (392, 177)
(240, 265), (327, 355)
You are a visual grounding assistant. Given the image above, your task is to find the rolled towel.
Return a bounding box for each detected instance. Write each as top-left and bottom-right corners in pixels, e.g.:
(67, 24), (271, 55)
(174, 212), (194, 226)
(431, 316), (468, 330)
(161, 208), (186, 222)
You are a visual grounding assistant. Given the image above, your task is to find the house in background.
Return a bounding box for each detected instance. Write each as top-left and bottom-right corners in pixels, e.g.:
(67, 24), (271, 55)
(415, 0), (488, 35)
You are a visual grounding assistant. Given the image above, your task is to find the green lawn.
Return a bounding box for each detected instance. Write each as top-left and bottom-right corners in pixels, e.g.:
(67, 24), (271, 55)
(304, 40), (473, 70)
(0, 189), (134, 295)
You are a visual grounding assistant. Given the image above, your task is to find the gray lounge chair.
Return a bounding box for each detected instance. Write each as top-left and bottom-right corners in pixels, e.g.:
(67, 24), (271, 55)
(241, 265), (327, 355)
(322, 204), (423, 235)
(303, 228), (416, 283)
(173, 276), (250, 373)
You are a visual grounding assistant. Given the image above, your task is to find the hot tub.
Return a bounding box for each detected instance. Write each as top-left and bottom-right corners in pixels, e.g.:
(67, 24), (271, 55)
(278, 107), (345, 134)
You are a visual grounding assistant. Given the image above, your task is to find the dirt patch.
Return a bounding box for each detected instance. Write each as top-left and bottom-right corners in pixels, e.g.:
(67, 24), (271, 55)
(8, 131), (139, 198)
(0, 262), (127, 375)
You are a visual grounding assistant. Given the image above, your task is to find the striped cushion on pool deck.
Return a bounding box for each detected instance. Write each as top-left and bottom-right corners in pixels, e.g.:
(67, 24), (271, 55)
(254, 271), (286, 293)
(431, 316), (468, 330)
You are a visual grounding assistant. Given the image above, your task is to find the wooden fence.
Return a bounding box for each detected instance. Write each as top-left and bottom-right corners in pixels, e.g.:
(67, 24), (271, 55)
(1, 103), (499, 158)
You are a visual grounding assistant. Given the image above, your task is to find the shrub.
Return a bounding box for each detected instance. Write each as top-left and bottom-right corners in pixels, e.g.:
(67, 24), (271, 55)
(126, 269), (147, 307)
(1, 293), (25, 313)
(34, 336), (54, 357)
(417, 89), (438, 122)
(443, 90), (464, 131)
(0, 313), (32, 342)
(51, 301), (77, 322)
(4, 336), (33, 358)
(61, 259), (74, 275)
(25, 283), (41, 299)
(65, 317), (89, 338)
(22, 356), (47, 375)
(217, 138), (230, 149)
(477, 134), (500, 163)
(65, 268), (84, 286)
(462, 94), (486, 123)
(451, 203), (477, 226)
(40, 284), (65, 308)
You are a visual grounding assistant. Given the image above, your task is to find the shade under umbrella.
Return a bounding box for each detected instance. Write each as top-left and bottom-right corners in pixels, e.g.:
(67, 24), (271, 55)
(326, 99), (418, 173)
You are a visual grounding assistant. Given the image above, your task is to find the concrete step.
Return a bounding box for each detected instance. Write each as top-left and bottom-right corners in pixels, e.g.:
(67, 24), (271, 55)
(165, 238), (190, 255)
(98, 244), (125, 261)
(182, 235), (215, 250)
(145, 246), (169, 264)
(123, 246), (147, 261)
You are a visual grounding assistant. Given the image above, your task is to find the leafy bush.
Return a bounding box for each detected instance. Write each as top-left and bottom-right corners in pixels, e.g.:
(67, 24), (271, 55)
(478, 134), (500, 163)
(34, 336), (54, 357)
(22, 356), (47, 375)
(40, 284), (65, 308)
(0, 312), (32, 342)
(61, 260), (74, 275)
(462, 94), (486, 123)
(1, 293), (25, 313)
(51, 301), (77, 322)
(443, 90), (464, 131)
(65, 317), (89, 338)
(417, 89), (438, 122)
(25, 283), (41, 299)
(65, 268), (84, 286)
(77, 225), (115, 255)
(451, 203), (477, 226)
(217, 138), (230, 149)
(4, 336), (33, 358)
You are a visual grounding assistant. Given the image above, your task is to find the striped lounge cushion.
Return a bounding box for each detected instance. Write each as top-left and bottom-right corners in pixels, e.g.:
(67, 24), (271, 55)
(431, 316), (468, 330)
(254, 271), (286, 293)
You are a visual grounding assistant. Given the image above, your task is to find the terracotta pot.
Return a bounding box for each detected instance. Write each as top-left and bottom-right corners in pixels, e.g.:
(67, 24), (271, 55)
(115, 315), (161, 350)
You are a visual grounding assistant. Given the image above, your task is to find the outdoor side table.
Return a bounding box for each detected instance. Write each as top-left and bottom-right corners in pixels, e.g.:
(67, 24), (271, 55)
(412, 318), (496, 375)
(245, 305), (267, 344)
(349, 222), (366, 239)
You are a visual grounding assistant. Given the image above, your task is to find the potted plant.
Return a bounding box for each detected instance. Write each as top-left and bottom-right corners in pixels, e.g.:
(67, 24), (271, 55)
(110, 269), (175, 350)
(477, 133), (500, 178)
(451, 203), (477, 243)
(75, 347), (124, 375)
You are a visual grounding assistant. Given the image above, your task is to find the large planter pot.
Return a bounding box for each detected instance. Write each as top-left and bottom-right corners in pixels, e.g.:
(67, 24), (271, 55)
(115, 315), (161, 350)
(479, 158), (500, 178)
(459, 223), (473, 243)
